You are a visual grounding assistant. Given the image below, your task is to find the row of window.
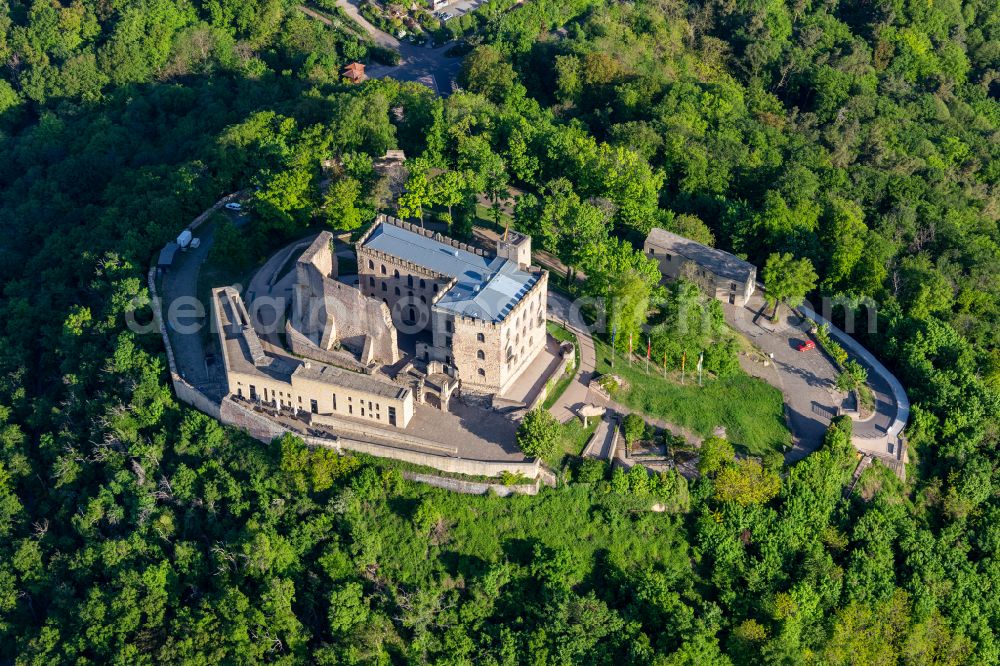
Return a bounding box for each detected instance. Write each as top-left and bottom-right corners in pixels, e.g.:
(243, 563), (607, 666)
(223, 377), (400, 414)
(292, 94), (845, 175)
(237, 384), (397, 426)
(368, 276), (437, 300)
(367, 260), (432, 290)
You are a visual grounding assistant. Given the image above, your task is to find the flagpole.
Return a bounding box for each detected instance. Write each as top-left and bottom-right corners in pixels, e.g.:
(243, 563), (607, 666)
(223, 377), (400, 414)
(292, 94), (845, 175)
(611, 323), (616, 369)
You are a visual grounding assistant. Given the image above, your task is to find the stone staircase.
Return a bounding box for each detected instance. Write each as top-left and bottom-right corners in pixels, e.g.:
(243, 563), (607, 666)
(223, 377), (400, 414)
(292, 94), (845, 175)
(844, 454), (873, 498)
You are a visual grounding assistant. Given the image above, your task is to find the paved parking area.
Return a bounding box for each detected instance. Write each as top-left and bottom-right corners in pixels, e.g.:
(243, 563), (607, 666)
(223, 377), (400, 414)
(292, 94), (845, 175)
(724, 294), (848, 461)
(434, 0), (487, 19)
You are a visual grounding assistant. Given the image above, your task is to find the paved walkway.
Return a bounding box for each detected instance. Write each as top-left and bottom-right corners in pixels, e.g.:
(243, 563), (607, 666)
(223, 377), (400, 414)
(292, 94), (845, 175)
(799, 305), (908, 443)
(546, 292), (597, 423)
(299, 3), (399, 49)
(724, 291), (906, 465)
(583, 411), (617, 459)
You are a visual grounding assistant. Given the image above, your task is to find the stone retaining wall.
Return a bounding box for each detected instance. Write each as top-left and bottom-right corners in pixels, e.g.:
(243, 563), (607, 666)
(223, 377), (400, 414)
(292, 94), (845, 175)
(526, 341), (575, 411)
(308, 411), (457, 454)
(314, 430), (540, 478)
(402, 471), (540, 496)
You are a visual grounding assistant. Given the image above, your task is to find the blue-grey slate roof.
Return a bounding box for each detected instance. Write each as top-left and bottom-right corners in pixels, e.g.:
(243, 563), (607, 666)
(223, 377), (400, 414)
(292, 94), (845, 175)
(363, 223), (538, 322)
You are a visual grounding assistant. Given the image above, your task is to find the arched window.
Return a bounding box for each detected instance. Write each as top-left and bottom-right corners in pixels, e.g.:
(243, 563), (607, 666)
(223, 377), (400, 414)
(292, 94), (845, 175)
(380, 264), (387, 275)
(407, 275), (414, 288)
(433, 284), (439, 293)
(420, 279), (426, 289)
(420, 295), (426, 303)
(408, 308), (416, 322)
(478, 368), (486, 377)
(394, 286), (400, 296)
(394, 269), (400, 278)
(368, 259), (374, 270)
(477, 332), (485, 342)
(368, 276), (375, 287)
(477, 350), (485, 360)
(381, 282), (387, 292)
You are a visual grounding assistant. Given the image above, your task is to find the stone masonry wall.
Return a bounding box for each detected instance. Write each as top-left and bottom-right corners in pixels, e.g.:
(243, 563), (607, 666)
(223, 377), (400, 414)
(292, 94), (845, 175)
(402, 472), (540, 496)
(292, 233), (398, 364)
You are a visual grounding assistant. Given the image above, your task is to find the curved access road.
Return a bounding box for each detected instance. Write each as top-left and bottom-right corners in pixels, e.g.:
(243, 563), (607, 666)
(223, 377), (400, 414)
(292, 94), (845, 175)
(799, 304), (909, 459)
(725, 291), (908, 469)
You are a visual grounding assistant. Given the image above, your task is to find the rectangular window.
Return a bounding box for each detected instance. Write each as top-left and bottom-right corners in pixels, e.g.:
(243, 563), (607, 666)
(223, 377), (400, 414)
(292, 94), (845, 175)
(665, 253), (672, 261)
(445, 320), (453, 333)
(332, 393), (337, 410)
(310, 399), (318, 414)
(249, 385), (257, 400)
(348, 404), (353, 415)
(237, 387), (243, 398)
(388, 406), (397, 426)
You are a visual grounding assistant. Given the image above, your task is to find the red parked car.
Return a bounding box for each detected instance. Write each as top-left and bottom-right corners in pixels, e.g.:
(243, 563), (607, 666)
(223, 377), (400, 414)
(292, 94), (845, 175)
(796, 340), (816, 352)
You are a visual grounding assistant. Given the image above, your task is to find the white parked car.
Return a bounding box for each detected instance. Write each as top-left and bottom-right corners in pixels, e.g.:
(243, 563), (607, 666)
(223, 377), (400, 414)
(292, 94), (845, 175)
(224, 202), (243, 211)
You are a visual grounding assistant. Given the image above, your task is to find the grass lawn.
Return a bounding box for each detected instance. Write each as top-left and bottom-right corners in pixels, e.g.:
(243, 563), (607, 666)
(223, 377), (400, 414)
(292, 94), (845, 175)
(474, 203), (511, 230)
(545, 418), (599, 468)
(593, 338), (790, 460)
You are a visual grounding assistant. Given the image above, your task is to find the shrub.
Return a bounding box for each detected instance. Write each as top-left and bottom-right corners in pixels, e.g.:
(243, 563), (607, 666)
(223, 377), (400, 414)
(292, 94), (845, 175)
(369, 46), (401, 66)
(576, 458), (607, 484)
(622, 413), (645, 444)
(516, 409), (560, 459)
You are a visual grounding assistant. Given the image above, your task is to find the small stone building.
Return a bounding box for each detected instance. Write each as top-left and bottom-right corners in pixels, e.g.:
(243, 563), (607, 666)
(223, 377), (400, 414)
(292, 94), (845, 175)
(644, 228), (757, 306)
(357, 216), (548, 395)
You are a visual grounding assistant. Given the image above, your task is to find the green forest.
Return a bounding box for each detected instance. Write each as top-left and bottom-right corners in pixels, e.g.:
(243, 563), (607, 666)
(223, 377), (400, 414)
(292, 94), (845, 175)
(1, 0), (999, 662)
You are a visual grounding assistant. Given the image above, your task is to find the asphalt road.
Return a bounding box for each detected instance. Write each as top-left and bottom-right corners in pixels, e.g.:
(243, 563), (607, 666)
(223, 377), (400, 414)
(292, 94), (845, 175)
(161, 224), (217, 389)
(308, 1), (464, 94)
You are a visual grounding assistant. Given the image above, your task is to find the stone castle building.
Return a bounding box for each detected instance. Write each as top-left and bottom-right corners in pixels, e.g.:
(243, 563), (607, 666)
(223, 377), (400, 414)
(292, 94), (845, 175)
(357, 216), (548, 395)
(644, 227), (757, 306)
(213, 286), (415, 428)
(290, 231), (399, 366)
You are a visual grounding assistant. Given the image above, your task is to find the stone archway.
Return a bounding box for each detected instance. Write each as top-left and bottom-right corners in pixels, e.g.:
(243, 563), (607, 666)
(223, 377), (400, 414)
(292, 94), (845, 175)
(424, 392), (442, 410)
